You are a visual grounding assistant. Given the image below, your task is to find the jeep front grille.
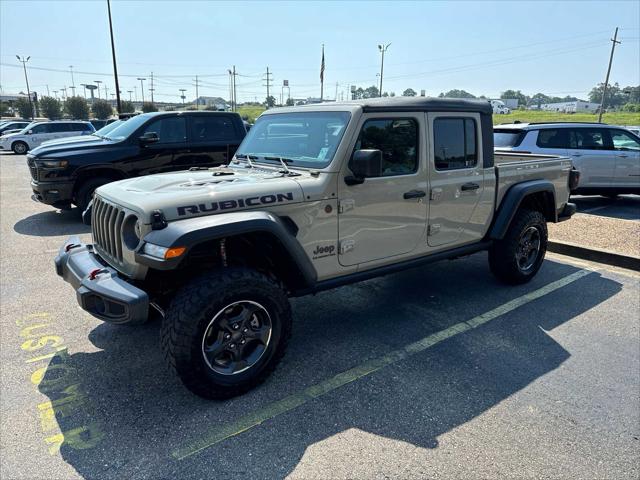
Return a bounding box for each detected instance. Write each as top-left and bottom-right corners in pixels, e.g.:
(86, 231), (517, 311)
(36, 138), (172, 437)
(92, 195), (126, 264)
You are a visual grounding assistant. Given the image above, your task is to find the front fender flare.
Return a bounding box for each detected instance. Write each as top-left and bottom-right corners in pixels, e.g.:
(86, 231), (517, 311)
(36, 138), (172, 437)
(136, 211), (317, 289)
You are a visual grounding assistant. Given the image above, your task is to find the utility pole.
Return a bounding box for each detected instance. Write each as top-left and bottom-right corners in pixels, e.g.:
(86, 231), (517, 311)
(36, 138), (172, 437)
(194, 76), (200, 110)
(263, 67), (273, 108)
(335, 82), (339, 101)
(106, 0), (122, 113)
(320, 44), (325, 101)
(133, 85), (137, 102)
(46, 84), (50, 96)
(378, 43), (391, 97)
(179, 88), (186, 105)
(69, 65), (76, 96)
(149, 71), (154, 104)
(232, 66), (237, 112)
(137, 77), (146, 103)
(16, 55), (34, 119)
(95, 80), (102, 99)
(53, 90), (58, 100)
(598, 27), (621, 123)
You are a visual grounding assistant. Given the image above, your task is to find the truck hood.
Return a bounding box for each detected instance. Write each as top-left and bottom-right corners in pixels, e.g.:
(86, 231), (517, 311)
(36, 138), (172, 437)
(39, 134), (101, 148)
(29, 137), (115, 157)
(96, 165), (308, 222)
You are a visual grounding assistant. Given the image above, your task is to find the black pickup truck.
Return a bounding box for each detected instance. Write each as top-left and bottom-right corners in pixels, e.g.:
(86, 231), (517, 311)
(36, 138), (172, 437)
(28, 111), (246, 211)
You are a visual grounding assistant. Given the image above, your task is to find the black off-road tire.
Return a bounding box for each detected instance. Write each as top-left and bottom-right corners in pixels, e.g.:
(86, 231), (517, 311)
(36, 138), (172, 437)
(161, 267), (292, 399)
(75, 177), (109, 212)
(489, 209), (548, 285)
(12, 141), (28, 154)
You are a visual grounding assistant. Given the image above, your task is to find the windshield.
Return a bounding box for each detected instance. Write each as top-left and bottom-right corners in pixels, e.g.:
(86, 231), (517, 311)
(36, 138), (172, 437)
(102, 114), (149, 141)
(236, 111), (351, 168)
(94, 120), (123, 136)
(494, 129), (525, 148)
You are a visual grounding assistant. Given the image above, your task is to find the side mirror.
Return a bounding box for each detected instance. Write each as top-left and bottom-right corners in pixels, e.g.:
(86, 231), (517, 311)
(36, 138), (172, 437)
(27, 130), (33, 135)
(139, 132), (159, 144)
(345, 149), (382, 185)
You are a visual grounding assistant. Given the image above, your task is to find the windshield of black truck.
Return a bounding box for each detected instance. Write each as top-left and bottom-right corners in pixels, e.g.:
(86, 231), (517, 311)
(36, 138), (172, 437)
(236, 111), (351, 168)
(102, 114), (151, 141)
(494, 129), (526, 148)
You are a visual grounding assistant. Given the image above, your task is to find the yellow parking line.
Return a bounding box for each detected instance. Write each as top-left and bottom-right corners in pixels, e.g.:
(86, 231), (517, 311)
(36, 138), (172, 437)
(172, 269), (591, 460)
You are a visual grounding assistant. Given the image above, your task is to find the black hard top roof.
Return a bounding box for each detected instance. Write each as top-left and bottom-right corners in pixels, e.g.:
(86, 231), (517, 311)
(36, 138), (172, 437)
(355, 97), (493, 114)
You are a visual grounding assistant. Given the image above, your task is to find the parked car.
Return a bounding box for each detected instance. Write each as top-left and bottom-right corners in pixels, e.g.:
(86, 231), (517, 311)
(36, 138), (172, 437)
(90, 118), (118, 130)
(0, 120), (31, 135)
(40, 119), (125, 148)
(0, 121), (95, 154)
(28, 111), (247, 210)
(494, 122), (640, 196)
(54, 97), (577, 398)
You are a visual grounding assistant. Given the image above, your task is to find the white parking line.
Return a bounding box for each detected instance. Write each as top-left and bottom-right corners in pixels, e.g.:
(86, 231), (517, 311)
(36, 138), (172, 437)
(172, 268), (591, 460)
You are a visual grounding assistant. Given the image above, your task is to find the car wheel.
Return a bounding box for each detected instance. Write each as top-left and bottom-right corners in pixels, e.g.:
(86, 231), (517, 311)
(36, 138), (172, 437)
(161, 267), (292, 399)
(489, 209), (547, 285)
(75, 178), (109, 213)
(12, 141), (28, 154)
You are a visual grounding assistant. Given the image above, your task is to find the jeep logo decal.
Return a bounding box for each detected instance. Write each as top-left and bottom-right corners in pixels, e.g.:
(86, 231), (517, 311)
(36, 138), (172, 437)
(177, 192), (294, 216)
(312, 244), (336, 259)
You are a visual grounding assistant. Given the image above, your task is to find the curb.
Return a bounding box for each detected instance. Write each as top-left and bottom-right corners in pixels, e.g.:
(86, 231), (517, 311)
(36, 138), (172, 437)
(548, 240), (640, 272)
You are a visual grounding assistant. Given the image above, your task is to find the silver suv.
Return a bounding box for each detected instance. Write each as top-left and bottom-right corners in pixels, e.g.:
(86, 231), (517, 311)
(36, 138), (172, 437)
(494, 122), (640, 196)
(0, 120), (95, 154)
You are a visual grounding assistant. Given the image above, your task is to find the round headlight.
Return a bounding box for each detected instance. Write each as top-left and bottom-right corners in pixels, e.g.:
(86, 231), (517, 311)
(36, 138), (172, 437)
(122, 215), (141, 250)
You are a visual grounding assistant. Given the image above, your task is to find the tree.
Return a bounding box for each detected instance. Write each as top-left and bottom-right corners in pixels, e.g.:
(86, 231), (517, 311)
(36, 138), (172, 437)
(529, 92), (551, 108)
(622, 85), (640, 104)
(402, 88), (417, 97)
(92, 99), (113, 119)
(65, 96), (89, 119)
(285, 97), (295, 106)
(120, 100), (135, 113)
(439, 89), (475, 99)
(588, 82), (627, 109)
(265, 96), (276, 108)
(16, 97), (33, 119)
(363, 86), (379, 98)
(39, 96), (62, 119)
(142, 102), (158, 113)
(500, 89), (527, 107)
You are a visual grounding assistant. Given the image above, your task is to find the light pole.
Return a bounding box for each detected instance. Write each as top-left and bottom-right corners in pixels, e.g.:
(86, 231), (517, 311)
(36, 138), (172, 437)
(127, 90), (133, 101)
(134, 86), (138, 102)
(179, 89), (186, 105)
(378, 43), (391, 97)
(106, 0), (122, 114)
(95, 80), (102, 99)
(137, 77), (146, 103)
(53, 90), (58, 100)
(80, 83), (88, 99)
(16, 55), (34, 119)
(69, 65), (76, 96)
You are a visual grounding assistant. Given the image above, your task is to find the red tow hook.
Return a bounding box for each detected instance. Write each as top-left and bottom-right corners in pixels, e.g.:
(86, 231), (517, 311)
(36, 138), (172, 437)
(65, 243), (80, 252)
(88, 268), (108, 281)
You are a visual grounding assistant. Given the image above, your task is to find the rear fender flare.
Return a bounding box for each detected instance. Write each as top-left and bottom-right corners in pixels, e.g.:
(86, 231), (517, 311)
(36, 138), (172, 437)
(489, 180), (556, 240)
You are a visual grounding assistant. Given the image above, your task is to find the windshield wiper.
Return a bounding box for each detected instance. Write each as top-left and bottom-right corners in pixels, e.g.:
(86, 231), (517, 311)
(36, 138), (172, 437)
(264, 156), (300, 176)
(235, 153), (258, 168)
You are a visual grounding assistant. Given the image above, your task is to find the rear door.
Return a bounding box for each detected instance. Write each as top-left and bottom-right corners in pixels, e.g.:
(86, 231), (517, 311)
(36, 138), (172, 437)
(567, 127), (614, 189)
(180, 115), (241, 168)
(608, 128), (640, 189)
(337, 113), (427, 266)
(426, 113), (484, 247)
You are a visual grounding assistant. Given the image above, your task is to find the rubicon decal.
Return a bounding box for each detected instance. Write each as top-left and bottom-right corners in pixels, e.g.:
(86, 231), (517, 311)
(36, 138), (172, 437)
(177, 192), (295, 216)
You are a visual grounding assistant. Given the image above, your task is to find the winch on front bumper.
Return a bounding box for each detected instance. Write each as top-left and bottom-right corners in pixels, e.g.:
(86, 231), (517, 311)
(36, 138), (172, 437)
(54, 236), (149, 324)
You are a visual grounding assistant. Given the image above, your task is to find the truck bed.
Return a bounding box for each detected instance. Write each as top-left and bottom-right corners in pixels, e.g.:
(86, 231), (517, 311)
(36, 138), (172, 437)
(493, 152), (573, 215)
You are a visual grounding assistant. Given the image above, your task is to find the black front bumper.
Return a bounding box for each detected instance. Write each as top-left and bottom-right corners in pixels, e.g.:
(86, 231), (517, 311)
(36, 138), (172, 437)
(31, 179), (74, 207)
(55, 236), (149, 324)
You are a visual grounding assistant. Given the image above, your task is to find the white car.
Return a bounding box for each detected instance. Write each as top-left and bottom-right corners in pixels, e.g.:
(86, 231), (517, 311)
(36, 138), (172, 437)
(0, 120), (95, 154)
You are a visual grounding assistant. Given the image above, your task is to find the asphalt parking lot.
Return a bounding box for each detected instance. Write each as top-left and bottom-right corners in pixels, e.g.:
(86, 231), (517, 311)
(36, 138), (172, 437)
(1, 151), (639, 479)
(572, 194), (640, 221)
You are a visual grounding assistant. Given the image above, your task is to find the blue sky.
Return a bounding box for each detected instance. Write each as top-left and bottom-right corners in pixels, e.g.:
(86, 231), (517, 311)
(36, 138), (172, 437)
(1, 1), (638, 103)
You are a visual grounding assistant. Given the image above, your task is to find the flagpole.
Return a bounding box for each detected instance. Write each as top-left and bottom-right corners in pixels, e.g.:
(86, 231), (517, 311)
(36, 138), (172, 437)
(320, 44), (324, 102)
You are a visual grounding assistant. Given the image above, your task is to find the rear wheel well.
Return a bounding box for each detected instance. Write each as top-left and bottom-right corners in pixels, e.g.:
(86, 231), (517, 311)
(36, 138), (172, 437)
(519, 191), (555, 222)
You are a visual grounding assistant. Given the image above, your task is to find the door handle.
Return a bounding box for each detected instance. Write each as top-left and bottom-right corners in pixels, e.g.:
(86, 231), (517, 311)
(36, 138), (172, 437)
(461, 182), (480, 191)
(570, 153), (582, 157)
(403, 190), (426, 199)
(616, 154), (629, 158)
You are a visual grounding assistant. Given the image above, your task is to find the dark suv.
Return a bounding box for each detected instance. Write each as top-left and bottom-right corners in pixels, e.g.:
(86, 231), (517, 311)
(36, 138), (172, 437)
(28, 111), (247, 210)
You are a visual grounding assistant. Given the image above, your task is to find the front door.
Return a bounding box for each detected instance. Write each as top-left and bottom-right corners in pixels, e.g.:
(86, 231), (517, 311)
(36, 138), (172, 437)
(338, 113), (427, 267)
(29, 123), (55, 147)
(131, 116), (188, 176)
(427, 113), (484, 247)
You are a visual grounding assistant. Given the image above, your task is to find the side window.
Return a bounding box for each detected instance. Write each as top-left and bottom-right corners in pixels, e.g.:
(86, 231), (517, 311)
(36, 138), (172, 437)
(609, 130), (640, 151)
(190, 116), (237, 142)
(536, 128), (570, 149)
(68, 123), (88, 132)
(568, 128), (607, 150)
(433, 117), (477, 170)
(352, 118), (418, 177)
(31, 124), (50, 134)
(143, 117), (186, 144)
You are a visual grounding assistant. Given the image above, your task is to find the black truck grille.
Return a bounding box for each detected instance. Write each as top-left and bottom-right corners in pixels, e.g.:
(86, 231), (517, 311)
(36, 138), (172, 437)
(92, 196), (126, 263)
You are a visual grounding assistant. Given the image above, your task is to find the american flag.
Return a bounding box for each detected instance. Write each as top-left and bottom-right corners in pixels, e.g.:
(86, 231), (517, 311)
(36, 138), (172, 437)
(320, 45), (325, 82)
